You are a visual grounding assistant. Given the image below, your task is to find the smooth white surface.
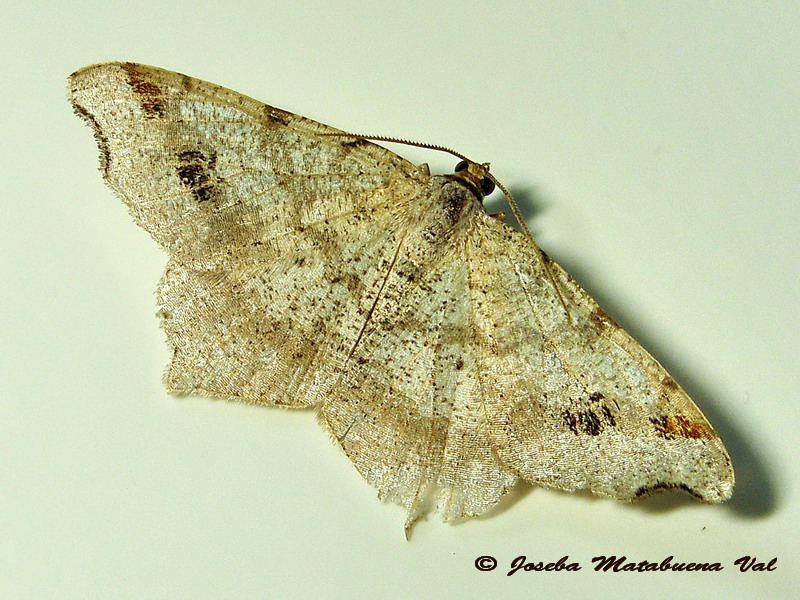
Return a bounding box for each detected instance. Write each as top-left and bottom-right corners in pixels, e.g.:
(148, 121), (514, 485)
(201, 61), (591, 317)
(2, 2), (797, 598)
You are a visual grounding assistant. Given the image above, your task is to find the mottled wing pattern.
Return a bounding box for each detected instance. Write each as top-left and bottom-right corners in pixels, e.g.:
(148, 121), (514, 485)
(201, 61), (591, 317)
(156, 203), (414, 406)
(68, 63), (426, 406)
(468, 215), (734, 503)
(68, 62), (418, 265)
(70, 62), (733, 529)
(320, 183), (518, 526)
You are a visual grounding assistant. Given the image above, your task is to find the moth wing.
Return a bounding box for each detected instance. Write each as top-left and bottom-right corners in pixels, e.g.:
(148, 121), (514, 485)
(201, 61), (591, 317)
(70, 61), (733, 520)
(318, 198), (518, 526)
(469, 215), (734, 503)
(68, 62), (419, 264)
(156, 205), (413, 407)
(69, 62), (427, 406)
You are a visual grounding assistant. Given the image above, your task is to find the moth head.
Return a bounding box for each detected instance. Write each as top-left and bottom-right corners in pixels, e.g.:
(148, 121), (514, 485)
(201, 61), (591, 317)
(454, 160), (496, 198)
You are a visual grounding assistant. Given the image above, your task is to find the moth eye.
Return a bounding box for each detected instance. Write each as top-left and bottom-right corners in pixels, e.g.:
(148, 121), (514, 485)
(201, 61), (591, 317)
(481, 177), (495, 195)
(455, 160), (469, 172)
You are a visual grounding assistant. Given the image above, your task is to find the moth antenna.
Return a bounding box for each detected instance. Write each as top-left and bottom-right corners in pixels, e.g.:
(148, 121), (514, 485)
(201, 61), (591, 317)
(485, 171), (573, 322)
(320, 132), (472, 163)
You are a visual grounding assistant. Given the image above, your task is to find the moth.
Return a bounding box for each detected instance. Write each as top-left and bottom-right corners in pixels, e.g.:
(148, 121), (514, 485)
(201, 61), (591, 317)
(69, 62), (734, 532)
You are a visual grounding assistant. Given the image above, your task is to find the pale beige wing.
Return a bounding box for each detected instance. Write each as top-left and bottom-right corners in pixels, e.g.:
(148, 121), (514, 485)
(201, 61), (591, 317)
(157, 197), (416, 406)
(468, 214), (734, 503)
(69, 62), (428, 407)
(319, 178), (518, 527)
(68, 62), (421, 266)
(70, 61), (733, 527)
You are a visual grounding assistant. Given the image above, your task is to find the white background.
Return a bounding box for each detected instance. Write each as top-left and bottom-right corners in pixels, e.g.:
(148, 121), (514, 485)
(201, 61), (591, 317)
(2, 2), (797, 598)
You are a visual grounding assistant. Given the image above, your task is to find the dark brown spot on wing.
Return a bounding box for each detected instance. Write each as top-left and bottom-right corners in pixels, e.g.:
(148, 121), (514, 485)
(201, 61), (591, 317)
(342, 138), (369, 148)
(563, 404), (617, 436)
(588, 306), (619, 330)
(71, 101), (111, 176)
(600, 405), (616, 426)
(588, 391), (605, 402)
(563, 391), (618, 436)
(634, 482), (703, 500)
(122, 63), (165, 118)
(329, 271), (365, 293)
(650, 414), (714, 440)
(175, 150), (218, 203)
(265, 108), (290, 126)
(660, 377), (680, 392)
